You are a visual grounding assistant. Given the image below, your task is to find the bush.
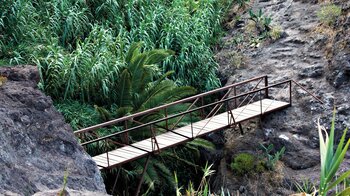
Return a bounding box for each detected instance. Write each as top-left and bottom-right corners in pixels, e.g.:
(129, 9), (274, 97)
(230, 153), (255, 175)
(317, 4), (342, 26)
(259, 144), (285, 171)
(269, 25), (282, 40)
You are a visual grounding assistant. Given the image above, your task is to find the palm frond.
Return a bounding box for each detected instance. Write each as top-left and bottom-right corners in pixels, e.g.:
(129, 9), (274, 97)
(187, 138), (216, 151)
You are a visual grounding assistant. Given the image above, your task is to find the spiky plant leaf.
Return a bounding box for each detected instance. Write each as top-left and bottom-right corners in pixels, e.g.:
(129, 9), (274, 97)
(188, 138), (216, 151)
(116, 69), (132, 107)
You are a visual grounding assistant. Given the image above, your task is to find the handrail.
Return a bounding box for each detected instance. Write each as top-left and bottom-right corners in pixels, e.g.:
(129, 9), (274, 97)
(291, 79), (324, 104)
(75, 75), (268, 135)
(206, 77), (265, 118)
(80, 79), (291, 146)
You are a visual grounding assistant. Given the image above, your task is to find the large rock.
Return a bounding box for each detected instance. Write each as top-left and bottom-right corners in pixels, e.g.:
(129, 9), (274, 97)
(0, 65), (106, 195)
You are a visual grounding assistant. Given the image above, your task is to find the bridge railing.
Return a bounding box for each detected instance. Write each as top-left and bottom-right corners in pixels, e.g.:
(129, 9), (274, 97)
(91, 81), (292, 167)
(74, 76), (269, 161)
(74, 75), (268, 135)
(75, 80), (298, 165)
(74, 75), (325, 168)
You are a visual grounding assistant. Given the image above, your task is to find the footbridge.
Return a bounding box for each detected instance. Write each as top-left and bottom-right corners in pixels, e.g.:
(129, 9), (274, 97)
(74, 75), (323, 170)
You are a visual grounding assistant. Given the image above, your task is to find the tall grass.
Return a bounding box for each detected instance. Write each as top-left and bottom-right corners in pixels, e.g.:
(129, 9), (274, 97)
(1, 1), (231, 194)
(0, 0), (229, 92)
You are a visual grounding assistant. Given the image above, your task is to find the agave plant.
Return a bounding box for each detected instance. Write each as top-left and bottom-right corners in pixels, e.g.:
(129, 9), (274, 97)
(317, 110), (350, 196)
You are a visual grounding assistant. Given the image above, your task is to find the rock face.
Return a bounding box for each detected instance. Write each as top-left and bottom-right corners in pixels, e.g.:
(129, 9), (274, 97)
(0, 65), (106, 195)
(215, 0), (350, 194)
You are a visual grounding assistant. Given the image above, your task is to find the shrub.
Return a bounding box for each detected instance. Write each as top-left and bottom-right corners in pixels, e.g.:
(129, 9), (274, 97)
(255, 160), (266, 173)
(294, 178), (316, 194)
(230, 153), (255, 175)
(248, 9), (272, 36)
(269, 25), (282, 40)
(259, 144), (285, 171)
(317, 4), (342, 26)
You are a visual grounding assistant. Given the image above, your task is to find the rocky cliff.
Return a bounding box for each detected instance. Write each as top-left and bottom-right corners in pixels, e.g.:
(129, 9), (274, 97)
(0, 65), (107, 195)
(214, 0), (350, 194)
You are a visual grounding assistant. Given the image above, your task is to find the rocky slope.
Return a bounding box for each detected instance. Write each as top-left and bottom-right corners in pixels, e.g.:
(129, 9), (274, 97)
(0, 66), (107, 195)
(214, 0), (350, 194)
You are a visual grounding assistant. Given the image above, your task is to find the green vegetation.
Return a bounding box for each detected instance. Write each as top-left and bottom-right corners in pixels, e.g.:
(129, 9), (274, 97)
(259, 143), (285, 171)
(175, 163), (231, 196)
(294, 179), (316, 195)
(230, 153), (255, 175)
(317, 111), (350, 196)
(269, 25), (282, 40)
(229, 151), (281, 176)
(0, 0), (230, 92)
(317, 4), (342, 26)
(59, 170), (69, 196)
(234, 0), (250, 9)
(248, 9), (272, 37)
(0, 0), (233, 192)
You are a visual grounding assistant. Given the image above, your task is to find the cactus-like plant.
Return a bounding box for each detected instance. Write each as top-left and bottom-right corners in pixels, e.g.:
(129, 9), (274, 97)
(317, 110), (350, 196)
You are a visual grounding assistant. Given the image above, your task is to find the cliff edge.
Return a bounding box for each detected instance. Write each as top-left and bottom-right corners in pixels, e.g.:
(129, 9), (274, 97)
(0, 65), (106, 195)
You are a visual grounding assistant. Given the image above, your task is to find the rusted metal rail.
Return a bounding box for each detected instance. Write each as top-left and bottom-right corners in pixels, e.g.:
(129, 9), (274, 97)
(74, 75), (268, 135)
(75, 76), (324, 169)
(76, 76), (268, 145)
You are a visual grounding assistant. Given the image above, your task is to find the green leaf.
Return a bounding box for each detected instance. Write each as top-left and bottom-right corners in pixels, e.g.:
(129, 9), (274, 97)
(332, 128), (348, 166)
(336, 187), (350, 196)
(125, 42), (142, 64)
(325, 109), (336, 172)
(327, 170), (350, 191)
(326, 139), (350, 188)
(188, 138), (215, 151)
(114, 106), (133, 118)
(145, 49), (174, 65)
(116, 69), (132, 107)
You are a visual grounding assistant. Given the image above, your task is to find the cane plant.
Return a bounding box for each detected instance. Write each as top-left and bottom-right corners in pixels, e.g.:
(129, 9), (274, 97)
(317, 110), (350, 196)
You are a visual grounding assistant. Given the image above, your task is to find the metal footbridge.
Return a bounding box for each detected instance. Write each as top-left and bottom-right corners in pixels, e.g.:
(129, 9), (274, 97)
(74, 75), (323, 170)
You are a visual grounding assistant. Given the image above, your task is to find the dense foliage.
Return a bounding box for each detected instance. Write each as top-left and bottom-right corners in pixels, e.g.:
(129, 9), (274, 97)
(0, 0), (229, 92)
(0, 0), (233, 195)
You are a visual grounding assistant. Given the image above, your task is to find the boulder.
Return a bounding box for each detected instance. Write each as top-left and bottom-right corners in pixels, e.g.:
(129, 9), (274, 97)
(0, 65), (106, 195)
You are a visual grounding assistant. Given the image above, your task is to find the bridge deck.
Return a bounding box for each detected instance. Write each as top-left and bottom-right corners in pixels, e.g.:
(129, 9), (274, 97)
(92, 99), (289, 169)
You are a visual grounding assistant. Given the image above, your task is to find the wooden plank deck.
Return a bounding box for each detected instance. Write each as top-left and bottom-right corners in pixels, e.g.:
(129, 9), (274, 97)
(92, 98), (289, 169)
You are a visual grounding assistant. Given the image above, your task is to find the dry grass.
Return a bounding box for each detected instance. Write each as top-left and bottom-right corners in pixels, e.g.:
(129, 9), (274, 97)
(0, 76), (7, 86)
(228, 51), (245, 68)
(312, 25), (338, 59)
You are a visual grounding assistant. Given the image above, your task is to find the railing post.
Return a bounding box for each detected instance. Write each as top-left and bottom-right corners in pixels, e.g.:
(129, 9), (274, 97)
(226, 100), (229, 125)
(265, 76), (268, 98)
(190, 112), (193, 138)
(124, 120), (129, 144)
(289, 80), (292, 106)
(201, 97), (204, 119)
(135, 155), (151, 196)
(150, 124), (154, 151)
(165, 108), (168, 130)
(233, 86), (237, 108)
(260, 91), (263, 115)
(106, 140), (110, 167)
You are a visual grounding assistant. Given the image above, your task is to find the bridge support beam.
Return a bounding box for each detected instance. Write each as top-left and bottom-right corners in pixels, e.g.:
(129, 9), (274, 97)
(135, 155), (151, 196)
(238, 123), (244, 135)
(111, 167), (121, 195)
